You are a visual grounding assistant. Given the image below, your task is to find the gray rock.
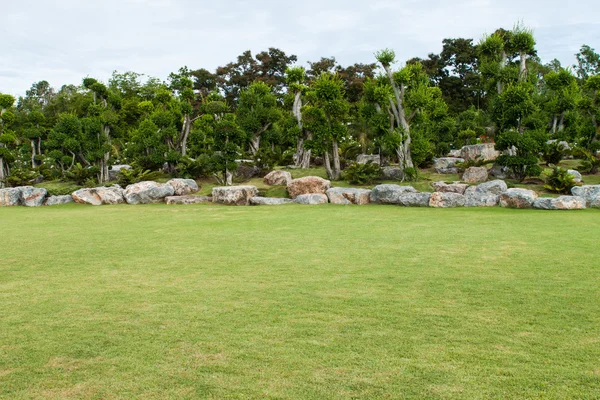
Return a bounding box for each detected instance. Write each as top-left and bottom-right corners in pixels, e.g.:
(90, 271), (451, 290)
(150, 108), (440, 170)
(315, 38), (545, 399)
(20, 186), (47, 207)
(326, 187), (371, 205)
(460, 143), (500, 161)
(546, 140), (571, 151)
(447, 149), (462, 158)
(571, 185), (600, 206)
(381, 167), (404, 181)
(356, 154), (380, 165)
(72, 186), (125, 206)
(465, 180), (508, 196)
(533, 196), (586, 210)
(567, 169), (582, 183)
(431, 182), (468, 194)
(369, 184), (417, 204)
(249, 197), (294, 205)
(489, 164), (514, 179)
(124, 181), (174, 205)
(167, 178), (199, 196)
(212, 185), (258, 206)
(294, 193), (329, 205)
(44, 195), (74, 206)
(263, 170), (292, 186)
(287, 176), (331, 199)
(0, 188), (22, 206)
(165, 195), (212, 205)
(590, 197), (600, 209)
(236, 164), (261, 180)
(500, 188), (538, 209)
(396, 192), (431, 207)
(464, 192), (500, 207)
(108, 164), (132, 181)
(429, 192), (465, 208)
(462, 167), (488, 184)
(434, 157), (464, 174)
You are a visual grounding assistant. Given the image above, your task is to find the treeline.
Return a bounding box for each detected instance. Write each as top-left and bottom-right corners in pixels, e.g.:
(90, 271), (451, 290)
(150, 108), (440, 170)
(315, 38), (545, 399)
(0, 23), (599, 187)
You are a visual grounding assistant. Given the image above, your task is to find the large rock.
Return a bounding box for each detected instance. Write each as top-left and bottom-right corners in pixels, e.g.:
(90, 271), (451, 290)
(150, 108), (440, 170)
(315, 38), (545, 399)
(460, 143), (500, 161)
(294, 194), (329, 205)
(432, 182), (468, 194)
(44, 195), (74, 206)
(369, 184), (417, 204)
(567, 169), (582, 183)
(462, 167), (488, 184)
(0, 188), (22, 206)
(287, 176), (331, 199)
(20, 186), (47, 207)
(533, 196), (586, 210)
(447, 149), (462, 158)
(434, 157), (464, 174)
(499, 188), (538, 209)
(212, 185), (258, 206)
(489, 164), (514, 180)
(165, 195), (212, 205)
(249, 197), (294, 206)
(167, 178), (199, 196)
(429, 192), (465, 208)
(108, 164), (132, 181)
(381, 167), (404, 181)
(236, 164), (261, 180)
(124, 181), (174, 205)
(571, 185), (600, 206)
(356, 154), (380, 165)
(396, 192), (431, 207)
(326, 187), (371, 205)
(72, 186), (125, 206)
(464, 192), (500, 207)
(263, 170), (292, 186)
(464, 180), (508, 196)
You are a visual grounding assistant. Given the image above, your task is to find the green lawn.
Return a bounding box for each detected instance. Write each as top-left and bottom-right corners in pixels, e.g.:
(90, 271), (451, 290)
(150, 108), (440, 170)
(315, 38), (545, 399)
(1, 204), (599, 399)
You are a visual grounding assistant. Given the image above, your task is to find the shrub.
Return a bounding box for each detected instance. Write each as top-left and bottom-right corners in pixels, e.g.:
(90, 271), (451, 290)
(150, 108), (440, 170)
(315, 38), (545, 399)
(544, 165), (580, 194)
(1, 167), (38, 187)
(403, 167), (419, 182)
(495, 130), (543, 182)
(177, 155), (214, 179)
(542, 141), (569, 165)
(573, 147), (600, 174)
(117, 168), (162, 186)
(343, 162), (382, 185)
(65, 163), (99, 185)
(456, 156), (488, 169)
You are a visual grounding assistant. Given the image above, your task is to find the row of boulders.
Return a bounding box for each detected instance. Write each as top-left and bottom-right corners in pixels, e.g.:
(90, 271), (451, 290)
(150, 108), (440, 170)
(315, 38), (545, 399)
(0, 178), (200, 207)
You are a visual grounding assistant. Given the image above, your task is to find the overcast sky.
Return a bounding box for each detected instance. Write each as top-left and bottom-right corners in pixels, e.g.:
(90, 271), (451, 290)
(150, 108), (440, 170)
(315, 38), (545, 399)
(2, 0), (599, 96)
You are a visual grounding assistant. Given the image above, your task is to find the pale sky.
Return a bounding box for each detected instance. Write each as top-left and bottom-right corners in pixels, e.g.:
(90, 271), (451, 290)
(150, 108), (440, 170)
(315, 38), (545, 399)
(2, 0), (599, 96)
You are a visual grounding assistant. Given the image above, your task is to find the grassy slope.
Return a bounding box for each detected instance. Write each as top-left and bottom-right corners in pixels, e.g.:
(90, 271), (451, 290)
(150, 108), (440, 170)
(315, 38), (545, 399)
(1, 204), (599, 399)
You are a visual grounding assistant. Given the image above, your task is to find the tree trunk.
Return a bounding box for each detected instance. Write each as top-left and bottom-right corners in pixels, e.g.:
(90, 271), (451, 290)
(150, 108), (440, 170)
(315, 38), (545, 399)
(558, 112), (565, 132)
(519, 52), (527, 82)
(180, 114), (193, 156)
(497, 51), (507, 94)
(331, 139), (341, 180)
(31, 140), (36, 168)
(37, 138), (42, 156)
(249, 134), (261, 156)
(0, 156), (5, 186)
(224, 169), (232, 186)
(324, 150), (333, 180)
(292, 90), (310, 168)
(552, 115), (558, 134)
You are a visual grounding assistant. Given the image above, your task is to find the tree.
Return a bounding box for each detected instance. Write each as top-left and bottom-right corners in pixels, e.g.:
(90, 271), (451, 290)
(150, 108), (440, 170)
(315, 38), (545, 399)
(236, 81), (280, 156)
(303, 73), (349, 180)
(168, 67), (201, 156)
(574, 45), (600, 81)
(0, 94), (16, 184)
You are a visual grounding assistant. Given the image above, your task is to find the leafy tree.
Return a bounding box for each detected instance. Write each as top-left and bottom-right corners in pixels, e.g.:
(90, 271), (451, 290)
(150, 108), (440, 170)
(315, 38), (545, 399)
(574, 45), (600, 80)
(495, 130), (543, 181)
(303, 73), (349, 180)
(0, 93), (16, 184)
(236, 81), (280, 156)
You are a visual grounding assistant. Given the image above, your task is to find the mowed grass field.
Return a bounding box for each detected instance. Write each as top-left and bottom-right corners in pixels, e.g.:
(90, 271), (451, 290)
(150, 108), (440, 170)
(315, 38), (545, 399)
(1, 204), (599, 399)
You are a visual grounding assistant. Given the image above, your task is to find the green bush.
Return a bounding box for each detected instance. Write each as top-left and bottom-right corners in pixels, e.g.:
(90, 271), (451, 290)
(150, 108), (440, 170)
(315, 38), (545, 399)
(542, 141), (569, 165)
(1, 167), (38, 187)
(117, 168), (162, 186)
(544, 166), (580, 194)
(403, 167), (419, 182)
(342, 162), (382, 185)
(65, 163), (99, 185)
(573, 147), (600, 174)
(495, 130), (543, 182)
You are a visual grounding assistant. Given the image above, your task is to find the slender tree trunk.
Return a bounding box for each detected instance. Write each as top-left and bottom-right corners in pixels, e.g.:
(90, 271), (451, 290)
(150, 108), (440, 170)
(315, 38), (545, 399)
(180, 114), (194, 156)
(0, 157), (5, 186)
(31, 140), (36, 168)
(331, 139), (341, 180)
(37, 138), (41, 156)
(497, 51), (507, 94)
(324, 150), (333, 180)
(558, 112), (565, 132)
(519, 52), (527, 82)
(292, 90), (311, 168)
(552, 115), (558, 134)
(224, 169), (232, 185)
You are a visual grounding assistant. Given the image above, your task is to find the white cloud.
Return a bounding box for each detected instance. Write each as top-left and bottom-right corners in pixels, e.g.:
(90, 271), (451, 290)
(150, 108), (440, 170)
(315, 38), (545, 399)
(1, 0), (599, 95)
